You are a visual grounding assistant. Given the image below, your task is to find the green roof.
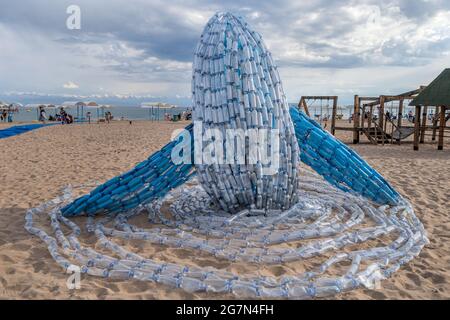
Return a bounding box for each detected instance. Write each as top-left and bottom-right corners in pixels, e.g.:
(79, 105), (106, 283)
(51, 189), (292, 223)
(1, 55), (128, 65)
(410, 69), (450, 106)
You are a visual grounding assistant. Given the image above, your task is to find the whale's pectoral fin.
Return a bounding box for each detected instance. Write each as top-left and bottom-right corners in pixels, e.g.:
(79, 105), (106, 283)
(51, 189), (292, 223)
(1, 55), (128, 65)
(289, 107), (400, 205)
(62, 124), (196, 217)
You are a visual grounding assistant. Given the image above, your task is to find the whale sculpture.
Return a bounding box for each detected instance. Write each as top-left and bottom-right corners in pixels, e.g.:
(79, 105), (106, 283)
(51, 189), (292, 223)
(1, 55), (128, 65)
(25, 12), (427, 298)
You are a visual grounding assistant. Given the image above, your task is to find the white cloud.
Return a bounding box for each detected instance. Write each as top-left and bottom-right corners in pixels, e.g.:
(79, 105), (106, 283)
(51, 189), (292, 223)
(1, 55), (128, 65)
(63, 81), (79, 89)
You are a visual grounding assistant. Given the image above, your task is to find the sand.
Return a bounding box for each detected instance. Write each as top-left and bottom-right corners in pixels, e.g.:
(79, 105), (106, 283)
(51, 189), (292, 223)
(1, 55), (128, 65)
(0, 120), (448, 299)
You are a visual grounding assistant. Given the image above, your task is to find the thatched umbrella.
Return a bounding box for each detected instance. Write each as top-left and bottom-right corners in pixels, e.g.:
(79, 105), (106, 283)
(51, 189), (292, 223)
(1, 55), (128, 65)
(24, 104), (60, 120)
(85, 102), (108, 120)
(95, 104), (112, 119)
(141, 102), (176, 121)
(0, 101), (8, 111)
(9, 102), (23, 110)
(61, 101), (87, 121)
(86, 101), (99, 107)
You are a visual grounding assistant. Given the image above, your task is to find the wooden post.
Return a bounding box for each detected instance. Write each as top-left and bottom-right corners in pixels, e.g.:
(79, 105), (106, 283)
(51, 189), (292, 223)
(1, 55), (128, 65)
(432, 106), (440, 141)
(353, 95), (360, 144)
(438, 106), (446, 151)
(397, 98), (404, 128)
(379, 96), (385, 145)
(413, 105), (421, 151)
(361, 105), (366, 131)
(298, 97), (311, 117)
(331, 97), (337, 136)
(420, 106), (428, 143)
(396, 98), (404, 144)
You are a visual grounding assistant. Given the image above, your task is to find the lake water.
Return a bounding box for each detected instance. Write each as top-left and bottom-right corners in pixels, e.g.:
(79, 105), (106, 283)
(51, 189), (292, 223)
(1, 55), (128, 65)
(6, 104), (422, 123)
(9, 106), (191, 122)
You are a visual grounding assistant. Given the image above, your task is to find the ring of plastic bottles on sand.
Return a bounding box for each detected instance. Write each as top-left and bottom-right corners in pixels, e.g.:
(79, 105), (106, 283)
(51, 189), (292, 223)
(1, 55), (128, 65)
(25, 168), (428, 299)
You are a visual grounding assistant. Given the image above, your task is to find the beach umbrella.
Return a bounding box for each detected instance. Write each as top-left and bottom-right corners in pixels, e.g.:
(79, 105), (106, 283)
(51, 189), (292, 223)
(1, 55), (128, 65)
(97, 104), (112, 118)
(24, 103), (58, 108)
(141, 102), (176, 108)
(9, 102), (23, 108)
(61, 101), (79, 108)
(69, 102), (87, 121)
(85, 102), (101, 109)
(23, 104), (38, 109)
(141, 102), (177, 120)
(24, 104), (61, 119)
(0, 101), (11, 109)
(45, 105), (61, 118)
(6, 103), (23, 115)
(61, 101), (86, 119)
(86, 101), (99, 107)
(24, 104), (45, 119)
(141, 104), (156, 120)
(85, 103), (111, 118)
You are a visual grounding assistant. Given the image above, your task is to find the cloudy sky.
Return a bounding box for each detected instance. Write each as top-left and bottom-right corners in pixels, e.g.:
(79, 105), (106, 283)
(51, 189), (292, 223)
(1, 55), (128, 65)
(0, 0), (449, 104)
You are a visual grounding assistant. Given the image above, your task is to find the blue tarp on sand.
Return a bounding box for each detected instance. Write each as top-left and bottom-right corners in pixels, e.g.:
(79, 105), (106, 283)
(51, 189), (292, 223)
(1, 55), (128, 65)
(0, 124), (52, 139)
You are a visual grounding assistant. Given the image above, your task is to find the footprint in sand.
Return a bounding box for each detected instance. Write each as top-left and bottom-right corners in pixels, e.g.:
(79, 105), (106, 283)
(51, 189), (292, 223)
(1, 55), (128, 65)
(365, 290), (387, 299)
(423, 272), (446, 285)
(95, 287), (109, 299)
(32, 261), (47, 273)
(405, 272), (422, 287)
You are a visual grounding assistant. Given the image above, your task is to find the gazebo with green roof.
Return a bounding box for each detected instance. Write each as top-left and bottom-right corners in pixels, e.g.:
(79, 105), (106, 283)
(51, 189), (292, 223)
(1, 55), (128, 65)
(410, 69), (450, 151)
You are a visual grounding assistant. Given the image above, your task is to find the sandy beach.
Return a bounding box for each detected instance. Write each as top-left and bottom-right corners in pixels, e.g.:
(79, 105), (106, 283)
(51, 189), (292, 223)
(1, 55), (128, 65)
(0, 120), (448, 299)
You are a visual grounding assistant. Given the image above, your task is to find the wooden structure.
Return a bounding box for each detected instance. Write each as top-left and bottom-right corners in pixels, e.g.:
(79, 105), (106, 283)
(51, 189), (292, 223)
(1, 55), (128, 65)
(356, 88), (424, 145)
(328, 87), (428, 146)
(409, 69), (450, 151)
(297, 70), (449, 151)
(298, 96), (338, 131)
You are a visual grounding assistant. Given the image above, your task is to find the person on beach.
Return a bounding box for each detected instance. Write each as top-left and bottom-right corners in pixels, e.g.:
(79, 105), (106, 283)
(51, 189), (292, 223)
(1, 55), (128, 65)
(183, 110), (192, 120)
(59, 107), (68, 124)
(39, 107), (47, 123)
(7, 108), (13, 122)
(1, 110), (7, 122)
(86, 111), (92, 124)
(386, 111), (391, 121)
(105, 111), (111, 124)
